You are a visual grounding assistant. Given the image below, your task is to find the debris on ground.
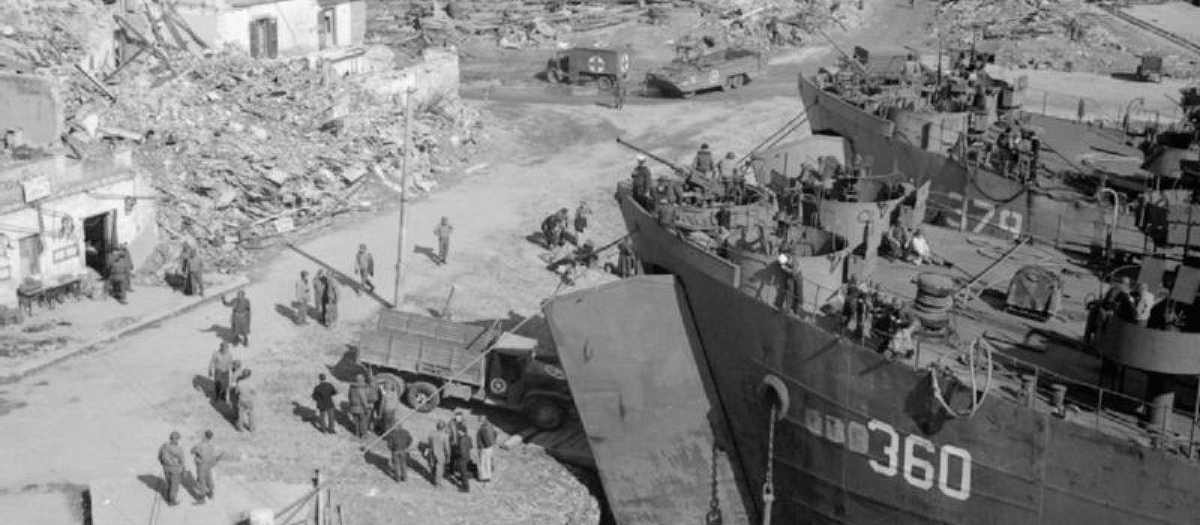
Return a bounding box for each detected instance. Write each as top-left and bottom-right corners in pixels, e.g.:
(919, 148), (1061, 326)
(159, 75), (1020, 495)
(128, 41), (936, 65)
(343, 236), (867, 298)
(3, 1), (485, 273)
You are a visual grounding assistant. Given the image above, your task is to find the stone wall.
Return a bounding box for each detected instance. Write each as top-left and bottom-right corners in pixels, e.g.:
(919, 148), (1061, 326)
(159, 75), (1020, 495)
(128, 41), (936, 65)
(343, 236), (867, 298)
(353, 48), (461, 109)
(0, 73), (62, 149)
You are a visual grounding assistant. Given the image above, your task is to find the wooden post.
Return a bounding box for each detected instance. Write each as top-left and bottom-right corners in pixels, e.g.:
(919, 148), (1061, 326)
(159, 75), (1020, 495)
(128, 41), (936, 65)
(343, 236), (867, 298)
(314, 469), (323, 525)
(393, 88), (415, 309)
(1190, 376), (1200, 458)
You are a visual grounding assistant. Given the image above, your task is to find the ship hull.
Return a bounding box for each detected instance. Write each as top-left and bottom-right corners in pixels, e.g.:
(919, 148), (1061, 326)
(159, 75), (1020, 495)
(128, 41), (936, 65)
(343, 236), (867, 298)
(615, 192), (1200, 524)
(796, 75), (1107, 247)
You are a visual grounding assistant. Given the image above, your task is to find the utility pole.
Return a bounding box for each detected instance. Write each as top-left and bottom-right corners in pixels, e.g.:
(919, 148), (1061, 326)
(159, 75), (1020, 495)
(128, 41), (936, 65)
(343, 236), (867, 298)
(393, 88), (415, 309)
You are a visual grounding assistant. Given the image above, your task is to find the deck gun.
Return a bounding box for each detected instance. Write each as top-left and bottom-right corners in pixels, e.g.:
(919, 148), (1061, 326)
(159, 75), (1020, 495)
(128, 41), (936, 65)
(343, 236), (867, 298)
(615, 137), (690, 176)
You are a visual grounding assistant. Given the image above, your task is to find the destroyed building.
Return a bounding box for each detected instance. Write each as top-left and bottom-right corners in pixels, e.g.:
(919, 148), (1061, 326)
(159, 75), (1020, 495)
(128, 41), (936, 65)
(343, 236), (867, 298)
(172, 0), (367, 58)
(0, 151), (158, 311)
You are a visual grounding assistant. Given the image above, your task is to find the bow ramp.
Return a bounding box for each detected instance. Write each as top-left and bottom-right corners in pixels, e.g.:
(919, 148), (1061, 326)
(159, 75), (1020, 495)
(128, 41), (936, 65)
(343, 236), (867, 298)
(544, 275), (752, 525)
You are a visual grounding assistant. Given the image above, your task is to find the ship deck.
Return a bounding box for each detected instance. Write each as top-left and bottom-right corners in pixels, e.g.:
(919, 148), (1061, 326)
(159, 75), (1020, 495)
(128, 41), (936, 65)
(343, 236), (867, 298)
(856, 225), (1200, 454)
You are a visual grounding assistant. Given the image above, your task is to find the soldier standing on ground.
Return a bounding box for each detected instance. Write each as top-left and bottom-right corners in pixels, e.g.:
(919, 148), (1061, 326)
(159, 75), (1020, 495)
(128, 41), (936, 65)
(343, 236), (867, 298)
(109, 248), (132, 304)
(613, 75), (626, 110)
(453, 413), (473, 492)
(476, 416), (497, 482)
(321, 271), (339, 328)
(312, 269), (327, 326)
(377, 382), (401, 433)
(208, 342), (234, 404)
(348, 374), (373, 439)
(311, 373), (338, 434)
(354, 244), (375, 295)
(294, 271), (310, 325)
(574, 201), (592, 235)
(434, 217), (454, 265)
(221, 290), (251, 346)
(388, 423), (414, 482)
(190, 430), (223, 503)
(427, 420), (450, 487)
(181, 244), (204, 297)
(157, 431), (186, 506)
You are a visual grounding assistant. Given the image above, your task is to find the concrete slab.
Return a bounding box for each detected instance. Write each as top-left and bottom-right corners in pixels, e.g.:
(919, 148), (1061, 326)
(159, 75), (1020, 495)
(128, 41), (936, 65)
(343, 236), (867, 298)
(0, 489), (81, 525)
(89, 475), (311, 525)
(0, 275), (250, 382)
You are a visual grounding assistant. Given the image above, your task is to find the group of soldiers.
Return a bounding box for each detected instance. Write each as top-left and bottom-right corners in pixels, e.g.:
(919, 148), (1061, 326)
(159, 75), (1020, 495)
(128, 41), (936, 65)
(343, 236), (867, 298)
(315, 374), (498, 492)
(1085, 276), (1162, 345)
(157, 430), (226, 506)
(541, 203), (590, 249)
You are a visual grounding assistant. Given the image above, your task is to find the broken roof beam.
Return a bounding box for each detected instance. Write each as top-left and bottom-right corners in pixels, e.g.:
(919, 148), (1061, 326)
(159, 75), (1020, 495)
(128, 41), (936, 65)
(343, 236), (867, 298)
(165, 3), (210, 49)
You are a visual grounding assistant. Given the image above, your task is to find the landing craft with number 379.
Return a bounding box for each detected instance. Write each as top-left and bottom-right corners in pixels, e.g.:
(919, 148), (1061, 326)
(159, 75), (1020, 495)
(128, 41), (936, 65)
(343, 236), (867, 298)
(540, 52), (1200, 524)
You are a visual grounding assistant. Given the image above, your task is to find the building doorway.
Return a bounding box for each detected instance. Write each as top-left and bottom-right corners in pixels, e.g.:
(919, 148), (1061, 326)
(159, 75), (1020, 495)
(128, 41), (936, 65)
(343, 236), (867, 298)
(318, 8), (336, 50)
(18, 234), (42, 278)
(249, 17), (279, 59)
(83, 211), (116, 275)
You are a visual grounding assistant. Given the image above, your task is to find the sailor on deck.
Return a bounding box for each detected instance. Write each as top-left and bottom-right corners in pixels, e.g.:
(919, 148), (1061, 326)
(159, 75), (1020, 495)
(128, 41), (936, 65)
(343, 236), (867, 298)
(905, 229), (933, 266)
(693, 143), (715, 179)
(777, 254), (803, 316)
(631, 155), (653, 208)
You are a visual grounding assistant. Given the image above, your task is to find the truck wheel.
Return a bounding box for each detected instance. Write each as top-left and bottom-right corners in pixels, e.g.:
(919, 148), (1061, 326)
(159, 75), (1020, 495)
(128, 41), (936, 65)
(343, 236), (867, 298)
(406, 381), (440, 412)
(597, 76), (614, 90)
(524, 396), (566, 431)
(728, 74), (746, 89)
(373, 373), (406, 401)
(489, 377), (509, 396)
(546, 68), (562, 83)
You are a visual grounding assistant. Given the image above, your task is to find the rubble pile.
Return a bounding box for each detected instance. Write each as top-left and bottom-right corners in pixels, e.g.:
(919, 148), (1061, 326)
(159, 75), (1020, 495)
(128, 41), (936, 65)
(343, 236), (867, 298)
(684, 0), (867, 49)
(367, 0), (645, 51)
(937, 0), (1197, 77)
(60, 52), (482, 271)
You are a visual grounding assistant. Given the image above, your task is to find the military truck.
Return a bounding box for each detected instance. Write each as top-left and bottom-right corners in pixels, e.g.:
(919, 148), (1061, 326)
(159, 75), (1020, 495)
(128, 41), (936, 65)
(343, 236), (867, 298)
(1136, 54), (1163, 83)
(544, 46), (633, 89)
(357, 310), (574, 430)
(645, 44), (762, 98)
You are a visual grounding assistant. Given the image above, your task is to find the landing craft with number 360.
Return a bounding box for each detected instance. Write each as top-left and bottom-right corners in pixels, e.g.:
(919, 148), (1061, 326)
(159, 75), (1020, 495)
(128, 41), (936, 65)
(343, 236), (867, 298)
(540, 56), (1200, 524)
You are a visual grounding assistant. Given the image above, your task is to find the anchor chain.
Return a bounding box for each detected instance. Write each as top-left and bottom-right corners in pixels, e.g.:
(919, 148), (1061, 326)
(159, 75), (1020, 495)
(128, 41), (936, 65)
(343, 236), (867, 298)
(761, 402), (778, 525)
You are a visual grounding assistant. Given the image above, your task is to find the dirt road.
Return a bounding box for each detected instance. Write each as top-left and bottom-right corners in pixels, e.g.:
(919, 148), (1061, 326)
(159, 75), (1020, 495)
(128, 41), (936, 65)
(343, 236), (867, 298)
(0, 85), (809, 524)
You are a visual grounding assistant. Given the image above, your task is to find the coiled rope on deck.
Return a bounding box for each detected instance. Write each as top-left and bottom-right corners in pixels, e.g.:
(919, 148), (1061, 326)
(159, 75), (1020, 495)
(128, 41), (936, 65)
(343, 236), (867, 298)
(929, 337), (994, 418)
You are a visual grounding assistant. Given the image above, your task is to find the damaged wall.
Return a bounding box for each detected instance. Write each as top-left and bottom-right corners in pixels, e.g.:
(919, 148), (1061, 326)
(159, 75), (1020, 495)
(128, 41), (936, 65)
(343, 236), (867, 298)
(355, 48), (460, 109)
(0, 72), (63, 148)
(175, 0), (365, 57)
(0, 155), (158, 308)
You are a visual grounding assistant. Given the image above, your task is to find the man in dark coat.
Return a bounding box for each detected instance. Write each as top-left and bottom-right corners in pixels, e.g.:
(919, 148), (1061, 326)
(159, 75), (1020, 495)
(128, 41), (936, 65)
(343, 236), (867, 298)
(222, 290), (251, 346)
(157, 431), (186, 506)
(693, 143), (715, 178)
(312, 269), (327, 325)
(311, 373), (338, 434)
(181, 245), (204, 296)
(354, 244), (374, 295)
(109, 249), (133, 304)
(208, 342), (234, 404)
(453, 414), (473, 492)
(348, 374), (374, 439)
(631, 156), (652, 208)
(388, 423), (414, 482)
(321, 271), (339, 328)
